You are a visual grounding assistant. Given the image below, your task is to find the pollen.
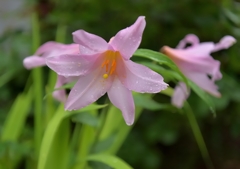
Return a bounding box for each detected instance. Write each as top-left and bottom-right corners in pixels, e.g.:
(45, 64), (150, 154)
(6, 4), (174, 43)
(103, 73), (109, 79)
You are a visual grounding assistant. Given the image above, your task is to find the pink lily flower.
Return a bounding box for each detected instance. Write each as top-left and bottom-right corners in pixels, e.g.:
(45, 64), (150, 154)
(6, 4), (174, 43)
(46, 16), (168, 125)
(23, 42), (79, 102)
(161, 34), (236, 108)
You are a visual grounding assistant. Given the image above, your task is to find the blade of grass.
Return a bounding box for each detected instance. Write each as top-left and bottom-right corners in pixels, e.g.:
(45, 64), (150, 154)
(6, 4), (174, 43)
(104, 106), (142, 154)
(1, 88), (32, 141)
(38, 104), (107, 169)
(87, 154), (133, 169)
(0, 67), (20, 88)
(73, 125), (96, 169)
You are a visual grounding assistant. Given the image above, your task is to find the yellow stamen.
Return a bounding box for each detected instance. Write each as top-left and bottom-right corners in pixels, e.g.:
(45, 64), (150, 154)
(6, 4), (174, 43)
(110, 60), (116, 75)
(101, 50), (122, 79)
(105, 60), (109, 72)
(103, 73), (108, 79)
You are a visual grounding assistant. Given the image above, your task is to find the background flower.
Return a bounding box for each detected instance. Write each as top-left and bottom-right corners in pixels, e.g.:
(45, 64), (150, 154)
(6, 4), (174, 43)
(23, 42), (79, 102)
(162, 34), (236, 107)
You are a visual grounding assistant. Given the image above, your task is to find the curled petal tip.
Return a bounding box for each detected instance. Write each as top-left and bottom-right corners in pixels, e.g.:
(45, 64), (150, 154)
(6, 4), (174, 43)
(215, 92), (221, 98)
(138, 16), (146, 20)
(212, 35), (237, 52)
(220, 35), (237, 46)
(160, 46), (169, 53)
(64, 106), (72, 111)
(162, 82), (169, 90)
(23, 56), (46, 69)
(126, 120), (134, 126)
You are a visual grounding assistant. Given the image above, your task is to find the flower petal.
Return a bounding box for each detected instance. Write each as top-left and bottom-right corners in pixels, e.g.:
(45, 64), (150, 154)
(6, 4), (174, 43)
(29, 41), (79, 59)
(119, 60), (168, 93)
(52, 75), (79, 102)
(109, 16), (146, 60)
(176, 34), (200, 49)
(65, 68), (113, 110)
(46, 54), (96, 77)
(184, 71), (221, 97)
(171, 82), (189, 108)
(72, 30), (108, 55)
(52, 75), (68, 102)
(23, 56), (46, 69)
(179, 56), (221, 81)
(180, 43), (215, 57)
(162, 46), (222, 81)
(107, 78), (135, 125)
(35, 41), (62, 55)
(212, 35), (236, 52)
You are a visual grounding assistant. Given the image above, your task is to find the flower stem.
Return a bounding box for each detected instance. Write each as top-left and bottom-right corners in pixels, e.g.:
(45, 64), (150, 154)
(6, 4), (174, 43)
(184, 103), (215, 169)
(32, 12), (43, 157)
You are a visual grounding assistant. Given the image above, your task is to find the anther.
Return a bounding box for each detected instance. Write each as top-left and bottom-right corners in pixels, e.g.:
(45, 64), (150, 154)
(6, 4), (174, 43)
(103, 73), (109, 79)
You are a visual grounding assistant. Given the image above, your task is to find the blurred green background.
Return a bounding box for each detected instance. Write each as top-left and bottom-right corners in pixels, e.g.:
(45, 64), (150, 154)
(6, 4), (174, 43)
(1, 0), (240, 169)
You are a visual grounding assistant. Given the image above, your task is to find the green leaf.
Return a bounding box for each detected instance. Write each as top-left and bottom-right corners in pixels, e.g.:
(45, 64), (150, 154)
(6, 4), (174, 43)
(98, 106), (124, 141)
(139, 62), (181, 82)
(1, 88), (32, 141)
(72, 124), (95, 169)
(133, 49), (188, 86)
(133, 94), (177, 111)
(71, 112), (99, 127)
(0, 67), (20, 88)
(43, 81), (76, 100)
(54, 81), (76, 90)
(189, 81), (216, 114)
(102, 105), (143, 154)
(223, 8), (240, 25)
(38, 103), (107, 169)
(87, 154), (133, 169)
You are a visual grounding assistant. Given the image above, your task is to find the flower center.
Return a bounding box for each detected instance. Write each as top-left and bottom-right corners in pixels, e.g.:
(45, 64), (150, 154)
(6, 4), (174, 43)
(101, 50), (121, 79)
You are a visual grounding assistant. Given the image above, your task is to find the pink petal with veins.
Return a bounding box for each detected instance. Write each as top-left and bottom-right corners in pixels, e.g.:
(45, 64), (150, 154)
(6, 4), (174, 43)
(72, 30), (109, 55)
(46, 54), (96, 77)
(109, 16), (146, 60)
(119, 60), (168, 93)
(65, 68), (114, 110)
(108, 78), (135, 125)
(184, 71), (221, 97)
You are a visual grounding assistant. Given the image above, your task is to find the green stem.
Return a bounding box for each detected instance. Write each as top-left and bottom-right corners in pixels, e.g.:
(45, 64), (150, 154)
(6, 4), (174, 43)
(45, 23), (67, 124)
(32, 13), (43, 157)
(184, 103), (214, 169)
(74, 124), (95, 169)
(56, 24), (67, 43)
(45, 71), (57, 123)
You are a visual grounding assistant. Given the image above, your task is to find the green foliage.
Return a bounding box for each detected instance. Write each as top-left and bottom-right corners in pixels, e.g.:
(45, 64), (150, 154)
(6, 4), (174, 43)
(0, 0), (239, 169)
(87, 154), (133, 169)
